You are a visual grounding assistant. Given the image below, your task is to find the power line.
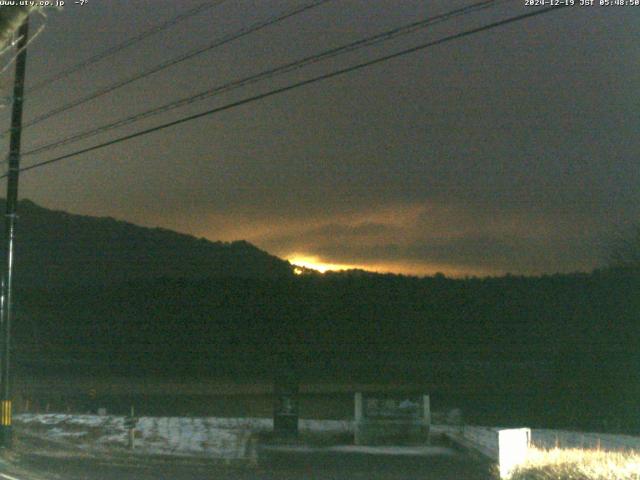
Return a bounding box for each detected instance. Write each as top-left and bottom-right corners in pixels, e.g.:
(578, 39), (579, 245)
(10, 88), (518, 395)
(15, 0), (495, 151)
(4, 5), (568, 179)
(22, 0), (502, 157)
(22, 0), (227, 95)
(7, 0), (332, 136)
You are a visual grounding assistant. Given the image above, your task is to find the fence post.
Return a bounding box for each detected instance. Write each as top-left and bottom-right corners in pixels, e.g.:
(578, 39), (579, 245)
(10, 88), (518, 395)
(423, 395), (431, 443)
(354, 392), (363, 445)
(126, 406), (137, 450)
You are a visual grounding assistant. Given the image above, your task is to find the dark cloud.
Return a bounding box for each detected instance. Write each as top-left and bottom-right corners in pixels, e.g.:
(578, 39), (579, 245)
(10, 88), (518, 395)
(248, 198), (605, 275)
(314, 234), (597, 275)
(5, 1), (638, 276)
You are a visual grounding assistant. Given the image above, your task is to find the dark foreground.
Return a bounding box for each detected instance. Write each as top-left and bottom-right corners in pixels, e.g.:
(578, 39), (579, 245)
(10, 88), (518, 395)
(1, 437), (494, 480)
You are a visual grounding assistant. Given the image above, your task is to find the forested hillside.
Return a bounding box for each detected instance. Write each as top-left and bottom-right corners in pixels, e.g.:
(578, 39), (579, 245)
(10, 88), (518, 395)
(13, 269), (640, 433)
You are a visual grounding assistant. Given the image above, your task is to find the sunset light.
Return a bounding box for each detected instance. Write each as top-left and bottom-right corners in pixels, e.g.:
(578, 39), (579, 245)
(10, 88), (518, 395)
(287, 255), (364, 274)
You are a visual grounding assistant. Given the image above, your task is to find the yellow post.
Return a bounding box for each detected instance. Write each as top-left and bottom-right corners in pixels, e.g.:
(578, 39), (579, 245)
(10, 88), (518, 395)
(1, 401), (11, 427)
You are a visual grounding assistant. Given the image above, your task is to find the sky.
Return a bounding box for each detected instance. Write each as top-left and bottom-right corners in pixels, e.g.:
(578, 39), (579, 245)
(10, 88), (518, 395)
(0, 0), (638, 277)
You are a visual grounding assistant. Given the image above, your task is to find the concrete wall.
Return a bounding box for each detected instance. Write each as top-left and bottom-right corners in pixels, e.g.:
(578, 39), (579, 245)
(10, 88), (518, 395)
(531, 429), (640, 452)
(445, 425), (499, 458)
(438, 424), (640, 455)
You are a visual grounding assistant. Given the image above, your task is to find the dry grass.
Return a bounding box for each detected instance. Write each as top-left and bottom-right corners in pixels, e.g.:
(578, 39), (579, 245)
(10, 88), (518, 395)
(509, 446), (640, 480)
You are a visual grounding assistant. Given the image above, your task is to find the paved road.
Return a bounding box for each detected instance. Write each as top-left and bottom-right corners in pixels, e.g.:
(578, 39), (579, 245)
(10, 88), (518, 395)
(0, 447), (494, 480)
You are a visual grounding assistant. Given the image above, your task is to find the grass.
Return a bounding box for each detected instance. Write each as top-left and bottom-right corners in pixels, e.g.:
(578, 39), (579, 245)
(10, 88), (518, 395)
(508, 447), (640, 480)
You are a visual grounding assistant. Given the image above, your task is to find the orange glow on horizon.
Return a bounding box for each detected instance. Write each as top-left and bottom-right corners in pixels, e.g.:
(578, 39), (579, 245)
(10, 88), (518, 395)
(287, 255), (366, 274)
(287, 254), (497, 278)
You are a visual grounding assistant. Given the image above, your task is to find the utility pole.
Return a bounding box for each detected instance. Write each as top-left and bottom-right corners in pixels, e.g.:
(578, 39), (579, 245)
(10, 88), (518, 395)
(0, 16), (29, 449)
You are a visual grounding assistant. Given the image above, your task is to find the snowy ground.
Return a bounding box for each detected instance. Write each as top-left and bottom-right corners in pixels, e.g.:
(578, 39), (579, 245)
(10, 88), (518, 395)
(15, 414), (353, 459)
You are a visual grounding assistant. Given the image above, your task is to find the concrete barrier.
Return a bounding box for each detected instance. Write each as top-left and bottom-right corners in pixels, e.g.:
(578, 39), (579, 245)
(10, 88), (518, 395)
(439, 426), (530, 479)
(439, 424), (640, 478)
(498, 428), (530, 479)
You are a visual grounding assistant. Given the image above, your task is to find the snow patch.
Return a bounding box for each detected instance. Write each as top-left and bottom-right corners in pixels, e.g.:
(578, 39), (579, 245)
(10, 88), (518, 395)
(15, 414), (352, 459)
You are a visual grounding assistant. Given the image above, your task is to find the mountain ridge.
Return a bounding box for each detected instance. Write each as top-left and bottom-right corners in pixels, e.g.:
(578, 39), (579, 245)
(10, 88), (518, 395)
(0, 199), (294, 286)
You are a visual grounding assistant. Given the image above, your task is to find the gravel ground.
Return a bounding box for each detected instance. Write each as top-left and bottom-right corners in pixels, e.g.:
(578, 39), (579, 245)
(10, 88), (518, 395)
(14, 446), (495, 480)
(4, 427), (495, 480)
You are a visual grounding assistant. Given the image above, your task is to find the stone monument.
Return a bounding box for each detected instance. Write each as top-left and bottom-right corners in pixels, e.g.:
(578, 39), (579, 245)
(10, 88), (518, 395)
(354, 392), (430, 445)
